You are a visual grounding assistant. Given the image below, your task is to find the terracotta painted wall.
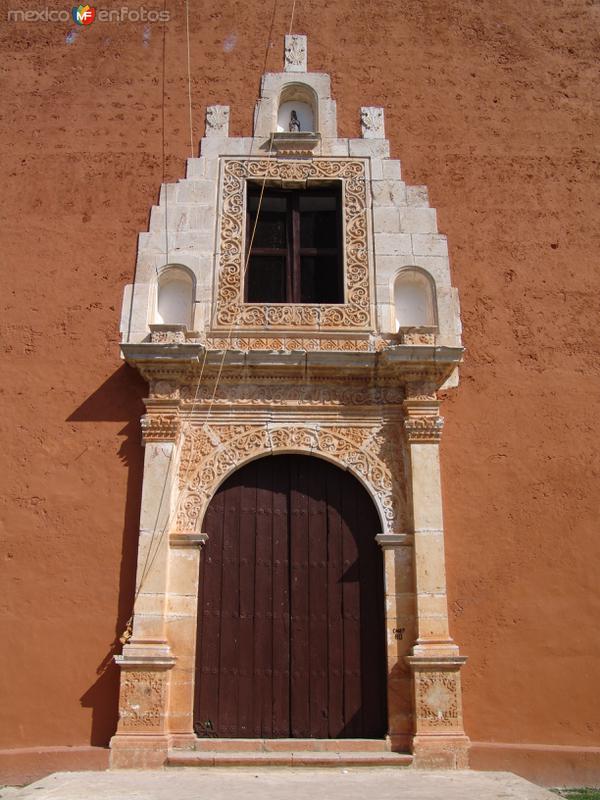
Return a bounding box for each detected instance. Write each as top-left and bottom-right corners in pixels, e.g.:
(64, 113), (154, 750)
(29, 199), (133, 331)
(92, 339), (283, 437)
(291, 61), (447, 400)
(1, 0), (599, 771)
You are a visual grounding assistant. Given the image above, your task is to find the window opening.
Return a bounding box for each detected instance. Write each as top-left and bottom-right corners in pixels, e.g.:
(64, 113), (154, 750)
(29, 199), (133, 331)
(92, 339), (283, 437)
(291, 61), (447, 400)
(245, 183), (343, 304)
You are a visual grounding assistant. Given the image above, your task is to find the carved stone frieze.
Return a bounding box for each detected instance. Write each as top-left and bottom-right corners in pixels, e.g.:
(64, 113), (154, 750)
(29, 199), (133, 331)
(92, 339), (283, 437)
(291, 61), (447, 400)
(204, 335), (372, 351)
(141, 413), (180, 442)
(214, 159), (372, 331)
(119, 670), (167, 731)
(176, 422), (406, 533)
(179, 380), (404, 407)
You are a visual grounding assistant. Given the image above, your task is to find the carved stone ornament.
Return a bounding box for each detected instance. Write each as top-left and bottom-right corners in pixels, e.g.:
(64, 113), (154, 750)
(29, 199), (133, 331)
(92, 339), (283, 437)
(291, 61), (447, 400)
(214, 159), (372, 331)
(119, 670), (166, 731)
(176, 422), (407, 534)
(360, 106), (385, 139)
(401, 331), (436, 346)
(284, 34), (307, 72)
(404, 415), (444, 444)
(149, 380), (180, 400)
(205, 105), (230, 137)
(151, 330), (186, 344)
(179, 380), (404, 407)
(204, 335), (372, 351)
(141, 413), (180, 442)
(416, 672), (460, 731)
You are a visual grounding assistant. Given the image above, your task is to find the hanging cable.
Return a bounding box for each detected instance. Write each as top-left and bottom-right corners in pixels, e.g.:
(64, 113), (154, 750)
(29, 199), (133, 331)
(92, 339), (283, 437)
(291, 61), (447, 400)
(288, 0), (297, 35)
(160, 0), (169, 263)
(185, 0), (195, 159)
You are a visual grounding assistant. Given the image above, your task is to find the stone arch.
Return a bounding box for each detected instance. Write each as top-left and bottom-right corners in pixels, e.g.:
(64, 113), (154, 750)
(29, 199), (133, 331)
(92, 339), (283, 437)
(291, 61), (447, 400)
(176, 422), (404, 535)
(392, 266), (438, 331)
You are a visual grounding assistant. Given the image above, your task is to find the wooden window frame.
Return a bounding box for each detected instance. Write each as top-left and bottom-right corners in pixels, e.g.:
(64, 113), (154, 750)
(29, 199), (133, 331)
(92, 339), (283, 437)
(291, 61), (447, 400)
(244, 183), (343, 304)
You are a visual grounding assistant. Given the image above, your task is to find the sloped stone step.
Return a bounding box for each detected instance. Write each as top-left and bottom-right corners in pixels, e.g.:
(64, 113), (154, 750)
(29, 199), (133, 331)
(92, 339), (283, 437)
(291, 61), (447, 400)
(167, 750), (413, 768)
(189, 738), (392, 753)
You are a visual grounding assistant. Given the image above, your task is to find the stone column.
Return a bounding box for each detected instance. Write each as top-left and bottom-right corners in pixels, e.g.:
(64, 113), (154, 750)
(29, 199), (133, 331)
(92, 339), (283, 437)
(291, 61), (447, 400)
(110, 410), (180, 769)
(403, 395), (470, 768)
(375, 532), (416, 753)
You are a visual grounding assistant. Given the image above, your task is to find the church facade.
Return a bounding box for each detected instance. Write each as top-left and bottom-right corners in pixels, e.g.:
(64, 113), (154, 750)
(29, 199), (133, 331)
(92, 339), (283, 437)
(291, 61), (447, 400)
(3, 3), (599, 788)
(113, 36), (469, 769)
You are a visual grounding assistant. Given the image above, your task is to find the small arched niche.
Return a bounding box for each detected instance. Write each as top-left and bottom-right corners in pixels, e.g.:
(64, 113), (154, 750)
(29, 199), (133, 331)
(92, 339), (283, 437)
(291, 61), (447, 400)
(394, 268), (437, 330)
(276, 83), (317, 133)
(155, 266), (194, 328)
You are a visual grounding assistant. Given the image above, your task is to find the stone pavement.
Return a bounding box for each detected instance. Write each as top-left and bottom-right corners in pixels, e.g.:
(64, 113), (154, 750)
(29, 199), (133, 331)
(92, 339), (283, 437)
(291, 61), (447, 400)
(0, 768), (556, 800)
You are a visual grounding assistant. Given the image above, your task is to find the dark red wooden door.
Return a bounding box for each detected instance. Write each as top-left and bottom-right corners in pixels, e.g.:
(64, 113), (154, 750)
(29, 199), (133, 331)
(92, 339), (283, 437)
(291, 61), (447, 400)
(194, 454), (387, 739)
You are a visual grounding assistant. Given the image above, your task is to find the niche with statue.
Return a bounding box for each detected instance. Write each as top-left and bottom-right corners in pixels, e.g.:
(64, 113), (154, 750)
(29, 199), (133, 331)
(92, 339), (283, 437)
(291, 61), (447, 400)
(270, 82), (320, 156)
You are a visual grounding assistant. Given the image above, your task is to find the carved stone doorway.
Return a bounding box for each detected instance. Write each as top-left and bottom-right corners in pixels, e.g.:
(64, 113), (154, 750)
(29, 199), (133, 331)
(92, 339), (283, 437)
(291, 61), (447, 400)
(194, 454), (388, 739)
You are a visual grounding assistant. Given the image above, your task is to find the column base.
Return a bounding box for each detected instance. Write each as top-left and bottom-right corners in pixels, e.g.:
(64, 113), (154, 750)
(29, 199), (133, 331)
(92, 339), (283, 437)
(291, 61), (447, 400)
(406, 653), (470, 769)
(388, 733), (412, 753)
(109, 734), (169, 769)
(412, 733), (470, 769)
(168, 732), (197, 750)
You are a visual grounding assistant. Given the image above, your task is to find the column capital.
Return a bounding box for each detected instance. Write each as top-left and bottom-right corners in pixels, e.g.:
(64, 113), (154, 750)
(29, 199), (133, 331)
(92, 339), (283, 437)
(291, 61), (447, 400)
(406, 654), (467, 670)
(115, 639), (176, 670)
(403, 415), (444, 444)
(402, 396), (444, 444)
(376, 532), (414, 548)
(141, 412), (180, 444)
(169, 532), (209, 548)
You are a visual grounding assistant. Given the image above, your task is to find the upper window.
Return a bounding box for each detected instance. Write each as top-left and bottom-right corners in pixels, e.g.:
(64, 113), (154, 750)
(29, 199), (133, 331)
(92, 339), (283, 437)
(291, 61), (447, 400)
(245, 183), (343, 304)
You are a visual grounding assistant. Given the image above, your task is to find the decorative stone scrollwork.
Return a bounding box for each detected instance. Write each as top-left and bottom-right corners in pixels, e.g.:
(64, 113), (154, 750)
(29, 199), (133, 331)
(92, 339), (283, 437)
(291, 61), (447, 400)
(404, 416), (444, 444)
(214, 159), (372, 331)
(176, 422), (406, 534)
(141, 413), (180, 442)
(416, 672), (460, 730)
(119, 671), (166, 731)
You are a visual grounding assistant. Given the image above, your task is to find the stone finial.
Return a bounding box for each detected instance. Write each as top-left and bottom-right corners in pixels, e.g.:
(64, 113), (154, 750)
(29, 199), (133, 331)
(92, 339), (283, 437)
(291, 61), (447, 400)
(360, 106), (385, 139)
(284, 34), (307, 72)
(205, 105), (230, 137)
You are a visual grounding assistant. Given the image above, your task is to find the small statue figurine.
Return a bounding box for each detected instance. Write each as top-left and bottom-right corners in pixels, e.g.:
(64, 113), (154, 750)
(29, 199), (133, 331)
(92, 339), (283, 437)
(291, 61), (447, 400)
(289, 110), (301, 132)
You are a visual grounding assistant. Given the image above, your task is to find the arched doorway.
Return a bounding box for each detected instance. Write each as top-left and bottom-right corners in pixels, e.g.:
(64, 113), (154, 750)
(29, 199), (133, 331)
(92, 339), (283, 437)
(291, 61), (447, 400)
(194, 454), (387, 740)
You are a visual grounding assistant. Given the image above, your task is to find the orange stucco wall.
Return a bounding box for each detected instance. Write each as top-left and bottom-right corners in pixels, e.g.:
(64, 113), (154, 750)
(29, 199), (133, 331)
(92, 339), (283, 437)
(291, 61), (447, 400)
(1, 0), (599, 785)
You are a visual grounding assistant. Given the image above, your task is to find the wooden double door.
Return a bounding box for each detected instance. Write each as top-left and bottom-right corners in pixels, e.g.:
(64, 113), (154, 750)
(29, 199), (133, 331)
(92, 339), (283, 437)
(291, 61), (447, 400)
(194, 454), (387, 739)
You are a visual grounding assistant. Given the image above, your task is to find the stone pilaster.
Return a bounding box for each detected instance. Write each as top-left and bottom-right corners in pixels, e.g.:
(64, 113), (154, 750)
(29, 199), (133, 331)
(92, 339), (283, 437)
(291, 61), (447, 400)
(376, 532), (415, 753)
(402, 394), (470, 768)
(110, 408), (181, 768)
(166, 532), (209, 749)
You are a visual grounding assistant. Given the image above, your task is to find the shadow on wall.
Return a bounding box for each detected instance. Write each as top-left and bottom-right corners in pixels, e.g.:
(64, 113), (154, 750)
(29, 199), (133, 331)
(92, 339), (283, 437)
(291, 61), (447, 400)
(67, 364), (147, 747)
